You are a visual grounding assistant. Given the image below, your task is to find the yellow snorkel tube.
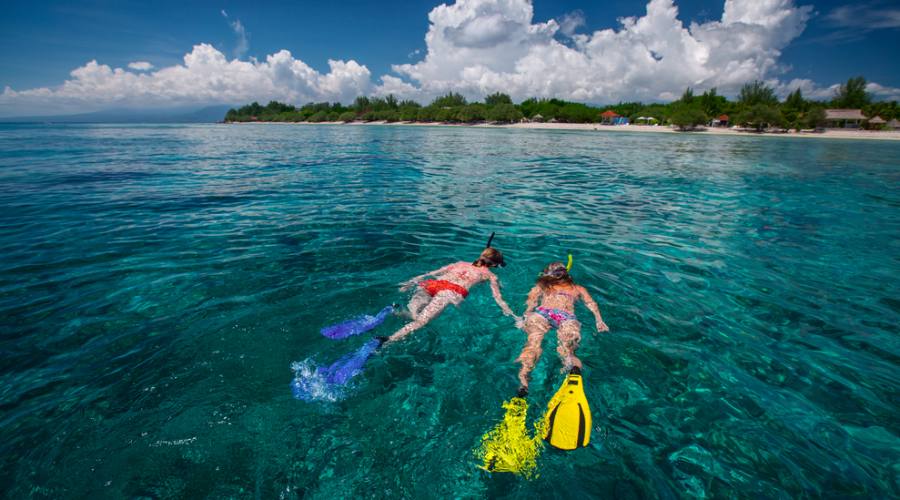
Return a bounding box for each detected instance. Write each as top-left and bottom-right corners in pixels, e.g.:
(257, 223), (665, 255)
(566, 254), (573, 271)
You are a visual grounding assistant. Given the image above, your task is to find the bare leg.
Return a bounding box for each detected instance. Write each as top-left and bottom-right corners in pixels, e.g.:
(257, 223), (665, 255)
(516, 314), (551, 390)
(406, 289), (431, 320)
(557, 320), (583, 372)
(387, 291), (462, 343)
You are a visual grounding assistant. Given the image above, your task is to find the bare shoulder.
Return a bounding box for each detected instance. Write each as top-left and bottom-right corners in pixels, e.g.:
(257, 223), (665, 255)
(577, 285), (593, 298)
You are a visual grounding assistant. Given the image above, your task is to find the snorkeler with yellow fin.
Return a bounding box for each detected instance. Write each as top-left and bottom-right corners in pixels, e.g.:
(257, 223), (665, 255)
(476, 255), (607, 472)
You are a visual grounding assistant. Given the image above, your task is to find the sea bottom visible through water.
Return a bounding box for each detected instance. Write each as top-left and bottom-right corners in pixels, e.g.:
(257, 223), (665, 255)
(0, 123), (898, 498)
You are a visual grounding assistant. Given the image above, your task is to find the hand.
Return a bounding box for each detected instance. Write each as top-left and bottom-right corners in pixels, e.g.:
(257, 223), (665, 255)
(596, 320), (609, 333)
(514, 316), (525, 330)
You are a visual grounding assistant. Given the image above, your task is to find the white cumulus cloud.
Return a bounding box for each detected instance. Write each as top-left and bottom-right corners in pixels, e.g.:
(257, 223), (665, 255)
(384, 0), (816, 102)
(0, 44), (371, 115)
(127, 61), (154, 71)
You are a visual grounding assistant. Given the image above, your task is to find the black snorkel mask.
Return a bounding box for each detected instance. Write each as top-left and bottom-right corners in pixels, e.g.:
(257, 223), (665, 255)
(482, 232), (506, 267)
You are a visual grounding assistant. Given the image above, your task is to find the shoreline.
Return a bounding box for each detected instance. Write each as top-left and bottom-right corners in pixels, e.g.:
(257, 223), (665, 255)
(227, 120), (900, 142)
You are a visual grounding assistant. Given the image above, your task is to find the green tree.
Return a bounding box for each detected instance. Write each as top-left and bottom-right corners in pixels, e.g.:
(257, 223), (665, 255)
(437, 106), (459, 122)
(783, 88), (807, 111)
(484, 92), (513, 106)
(417, 106), (438, 122)
(699, 88), (726, 117)
(338, 111), (356, 122)
(353, 96), (371, 112)
(804, 107), (826, 129)
(737, 104), (783, 132)
(739, 81), (778, 108)
(398, 105), (420, 121)
(680, 87), (694, 104)
(457, 103), (487, 122)
(833, 76), (870, 108)
(781, 88), (808, 130)
(557, 103), (596, 123)
(486, 103), (523, 123)
(431, 92), (467, 107)
(669, 104), (707, 131)
(308, 111), (329, 122)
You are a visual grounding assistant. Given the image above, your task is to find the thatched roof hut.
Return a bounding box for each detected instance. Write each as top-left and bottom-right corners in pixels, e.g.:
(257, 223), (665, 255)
(824, 109), (866, 128)
(825, 109), (866, 120)
(888, 119), (900, 130)
(868, 116), (886, 125)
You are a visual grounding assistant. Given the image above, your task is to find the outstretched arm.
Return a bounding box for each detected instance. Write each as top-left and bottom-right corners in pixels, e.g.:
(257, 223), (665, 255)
(580, 286), (609, 333)
(488, 274), (516, 317)
(524, 285), (542, 317)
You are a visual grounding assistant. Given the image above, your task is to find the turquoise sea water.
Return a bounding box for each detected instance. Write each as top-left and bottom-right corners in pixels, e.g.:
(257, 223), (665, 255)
(1, 123), (898, 498)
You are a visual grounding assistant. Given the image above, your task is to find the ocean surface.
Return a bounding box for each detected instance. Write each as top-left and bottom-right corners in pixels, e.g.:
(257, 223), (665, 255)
(0, 123), (897, 498)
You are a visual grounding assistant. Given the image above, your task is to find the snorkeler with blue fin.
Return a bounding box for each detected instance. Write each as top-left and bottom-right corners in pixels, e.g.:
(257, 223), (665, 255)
(293, 233), (517, 400)
(383, 232), (516, 346)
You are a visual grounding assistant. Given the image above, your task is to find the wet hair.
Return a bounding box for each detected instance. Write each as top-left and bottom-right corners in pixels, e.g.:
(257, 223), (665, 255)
(474, 247), (505, 268)
(536, 262), (574, 290)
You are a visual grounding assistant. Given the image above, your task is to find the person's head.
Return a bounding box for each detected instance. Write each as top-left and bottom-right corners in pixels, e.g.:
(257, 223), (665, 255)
(536, 261), (574, 289)
(473, 247), (506, 268)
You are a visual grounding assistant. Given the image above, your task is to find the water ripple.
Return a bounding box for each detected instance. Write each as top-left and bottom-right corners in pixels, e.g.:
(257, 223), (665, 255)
(0, 123), (898, 497)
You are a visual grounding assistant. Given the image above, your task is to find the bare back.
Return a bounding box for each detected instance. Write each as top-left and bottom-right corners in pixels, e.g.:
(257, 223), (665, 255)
(535, 284), (588, 313)
(431, 261), (494, 290)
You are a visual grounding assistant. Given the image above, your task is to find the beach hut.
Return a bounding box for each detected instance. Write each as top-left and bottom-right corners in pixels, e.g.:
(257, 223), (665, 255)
(867, 116), (886, 129)
(888, 119), (900, 130)
(824, 109), (866, 128)
(600, 110), (619, 125)
(710, 114), (729, 127)
(530, 114), (544, 123)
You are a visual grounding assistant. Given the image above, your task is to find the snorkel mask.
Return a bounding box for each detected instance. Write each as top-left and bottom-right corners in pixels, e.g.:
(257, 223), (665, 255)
(479, 232), (506, 267)
(540, 254), (573, 278)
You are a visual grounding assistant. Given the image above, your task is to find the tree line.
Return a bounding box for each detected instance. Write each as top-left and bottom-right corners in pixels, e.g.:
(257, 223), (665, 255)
(224, 76), (898, 131)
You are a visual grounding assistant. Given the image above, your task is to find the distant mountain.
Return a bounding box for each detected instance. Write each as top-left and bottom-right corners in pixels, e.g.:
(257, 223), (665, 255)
(0, 104), (235, 123)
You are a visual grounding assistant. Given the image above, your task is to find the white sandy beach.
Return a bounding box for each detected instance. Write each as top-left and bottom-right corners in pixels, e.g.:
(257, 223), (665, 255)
(233, 120), (900, 141)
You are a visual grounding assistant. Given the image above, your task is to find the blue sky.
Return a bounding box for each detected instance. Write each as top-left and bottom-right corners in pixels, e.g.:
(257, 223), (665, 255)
(1, 0), (898, 115)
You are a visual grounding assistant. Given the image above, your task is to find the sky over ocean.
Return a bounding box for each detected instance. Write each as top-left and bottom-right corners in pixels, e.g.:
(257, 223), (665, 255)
(1, 0), (898, 116)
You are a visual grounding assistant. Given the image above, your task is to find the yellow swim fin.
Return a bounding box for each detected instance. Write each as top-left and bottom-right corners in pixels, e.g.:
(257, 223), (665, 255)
(475, 396), (545, 477)
(542, 372), (591, 450)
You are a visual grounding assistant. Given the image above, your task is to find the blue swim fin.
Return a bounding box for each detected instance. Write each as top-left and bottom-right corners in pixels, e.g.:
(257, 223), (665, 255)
(320, 305), (396, 340)
(317, 338), (384, 385)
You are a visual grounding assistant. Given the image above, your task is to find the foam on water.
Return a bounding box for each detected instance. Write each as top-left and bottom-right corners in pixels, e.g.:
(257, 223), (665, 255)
(289, 360), (346, 402)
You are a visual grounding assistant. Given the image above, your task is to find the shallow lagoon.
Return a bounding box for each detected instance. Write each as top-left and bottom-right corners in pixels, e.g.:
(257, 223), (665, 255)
(1, 123), (897, 497)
